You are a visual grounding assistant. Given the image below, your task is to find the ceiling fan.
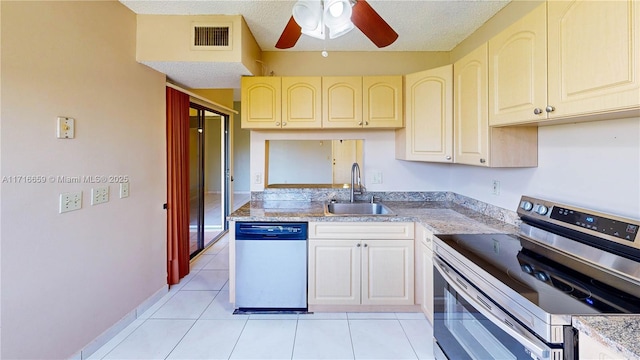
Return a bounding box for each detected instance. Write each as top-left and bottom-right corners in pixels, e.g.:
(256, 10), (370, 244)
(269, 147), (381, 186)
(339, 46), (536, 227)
(275, 0), (398, 49)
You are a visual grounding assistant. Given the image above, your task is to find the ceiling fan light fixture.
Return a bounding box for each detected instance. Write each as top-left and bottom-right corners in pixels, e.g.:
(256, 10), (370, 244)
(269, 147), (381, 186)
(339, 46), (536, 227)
(324, 0), (354, 39)
(292, 0), (324, 39)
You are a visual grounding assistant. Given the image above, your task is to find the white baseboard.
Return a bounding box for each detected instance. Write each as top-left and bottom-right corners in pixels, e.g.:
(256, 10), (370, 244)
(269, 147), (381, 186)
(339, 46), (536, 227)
(73, 285), (168, 360)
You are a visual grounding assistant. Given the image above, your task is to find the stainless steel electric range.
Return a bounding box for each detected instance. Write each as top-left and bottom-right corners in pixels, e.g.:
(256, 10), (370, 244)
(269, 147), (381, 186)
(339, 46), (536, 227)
(432, 195), (640, 360)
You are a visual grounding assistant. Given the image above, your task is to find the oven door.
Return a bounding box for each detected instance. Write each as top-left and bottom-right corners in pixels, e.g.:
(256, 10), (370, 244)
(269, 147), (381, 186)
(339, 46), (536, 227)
(433, 256), (563, 360)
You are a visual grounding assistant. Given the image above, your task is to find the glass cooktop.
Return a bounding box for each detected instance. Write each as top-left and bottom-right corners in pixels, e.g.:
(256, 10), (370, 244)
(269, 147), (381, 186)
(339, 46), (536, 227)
(435, 233), (640, 316)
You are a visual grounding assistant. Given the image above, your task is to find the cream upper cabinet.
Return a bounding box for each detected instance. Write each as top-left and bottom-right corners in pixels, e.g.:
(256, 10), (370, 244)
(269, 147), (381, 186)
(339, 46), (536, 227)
(454, 44), (490, 166)
(455, 44), (538, 167)
(363, 76), (404, 128)
(282, 77), (322, 128)
(396, 65), (453, 163)
(489, 1), (639, 126)
(547, 0), (640, 120)
(322, 76), (363, 128)
(489, 3), (547, 126)
(241, 77), (281, 129)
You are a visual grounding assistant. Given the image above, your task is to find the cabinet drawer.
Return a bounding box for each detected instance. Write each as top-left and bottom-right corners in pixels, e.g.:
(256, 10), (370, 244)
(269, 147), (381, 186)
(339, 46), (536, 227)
(309, 222), (414, 240)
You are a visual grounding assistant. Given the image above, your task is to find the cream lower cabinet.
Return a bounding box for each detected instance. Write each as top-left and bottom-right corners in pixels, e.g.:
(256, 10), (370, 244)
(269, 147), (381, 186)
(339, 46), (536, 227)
(414, 223), (434, 324)
(579, 331), (626, 360)
(308, 222), (414, 307)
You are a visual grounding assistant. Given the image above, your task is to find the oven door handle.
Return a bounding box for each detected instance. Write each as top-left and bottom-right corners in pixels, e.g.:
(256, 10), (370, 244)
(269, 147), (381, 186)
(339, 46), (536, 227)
(435, 258), (556, 360)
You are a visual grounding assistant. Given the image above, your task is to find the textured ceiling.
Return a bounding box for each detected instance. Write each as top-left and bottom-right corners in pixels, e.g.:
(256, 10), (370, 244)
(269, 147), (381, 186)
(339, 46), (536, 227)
(120, 0), (510, 92)
(121, 0), (510, 52)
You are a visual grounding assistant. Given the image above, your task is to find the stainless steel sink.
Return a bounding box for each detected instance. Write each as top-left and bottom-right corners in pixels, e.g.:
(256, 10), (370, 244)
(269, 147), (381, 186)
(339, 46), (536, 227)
(324, 202), (395, 216)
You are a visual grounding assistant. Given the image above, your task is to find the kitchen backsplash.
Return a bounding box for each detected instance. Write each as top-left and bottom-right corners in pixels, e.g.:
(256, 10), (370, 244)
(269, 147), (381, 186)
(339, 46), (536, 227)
(251, 189), (521, 226)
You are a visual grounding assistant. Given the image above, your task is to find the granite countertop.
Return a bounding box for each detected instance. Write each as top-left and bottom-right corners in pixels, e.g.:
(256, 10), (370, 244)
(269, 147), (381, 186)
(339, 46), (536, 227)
(573, 316), (640, 360)
(228, 200), (519, 235)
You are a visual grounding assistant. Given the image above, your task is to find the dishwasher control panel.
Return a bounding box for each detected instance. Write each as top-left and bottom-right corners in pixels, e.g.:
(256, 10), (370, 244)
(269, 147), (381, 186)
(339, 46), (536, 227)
(235, 222), (308, 240)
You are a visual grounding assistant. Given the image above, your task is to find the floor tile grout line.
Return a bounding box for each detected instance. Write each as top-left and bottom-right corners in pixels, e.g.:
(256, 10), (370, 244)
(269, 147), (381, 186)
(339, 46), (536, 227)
(346, 318), (357, 360)
(227, 316), (251, 360)
(163, 319), (199, 360)
(98, 318), (148, 360)
(398, 319), (421, 360)
(290, 319), (299, 360)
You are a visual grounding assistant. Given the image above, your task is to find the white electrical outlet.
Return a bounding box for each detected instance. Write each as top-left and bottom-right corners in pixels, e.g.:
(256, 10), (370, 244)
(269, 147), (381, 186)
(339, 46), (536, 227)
(254, 173), (263, 184)
(91, 186), (109, 205)
(372, 172), (383, 184)
(492, 180), (501, 195)
(119, 182), (130, 198)
(60, 192), (82, 213)
(56, 116), (75, 139)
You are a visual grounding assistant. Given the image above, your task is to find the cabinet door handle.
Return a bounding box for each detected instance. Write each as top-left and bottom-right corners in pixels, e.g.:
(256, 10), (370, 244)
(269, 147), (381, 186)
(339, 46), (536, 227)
(533, 108), (543, 115)
(358, 122), (363, 126)
(545, 105), (555, 113)
(356, 243), (361, 247)
(446, 155), (452, 160)
(365, 121), (369, 126)
(282, 122), (287, 126)
(275, 122), (281, 126)
(364, 243), (368, 247)
(480, 158), (486, 164)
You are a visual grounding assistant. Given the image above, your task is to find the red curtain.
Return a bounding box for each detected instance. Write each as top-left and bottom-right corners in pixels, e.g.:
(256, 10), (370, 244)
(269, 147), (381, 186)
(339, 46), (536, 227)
(166, 87), (190, 285)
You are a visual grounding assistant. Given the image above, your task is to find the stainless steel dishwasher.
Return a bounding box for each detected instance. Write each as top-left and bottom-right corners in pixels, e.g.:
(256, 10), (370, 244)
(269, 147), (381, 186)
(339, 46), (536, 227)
(234, 222), (308, 312)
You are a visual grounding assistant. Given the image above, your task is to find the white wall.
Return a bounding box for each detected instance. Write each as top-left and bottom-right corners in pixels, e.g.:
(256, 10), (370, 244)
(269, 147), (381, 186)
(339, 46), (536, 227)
(250, 117), (640, 220)
(449, 117), (640, 219)
(1, 2), (167, 358)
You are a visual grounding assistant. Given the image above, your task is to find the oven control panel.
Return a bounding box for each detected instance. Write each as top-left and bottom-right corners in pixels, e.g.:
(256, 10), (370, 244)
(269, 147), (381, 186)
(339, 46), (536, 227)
(518, 196), (639, 245)
(550, 207), (637, 242)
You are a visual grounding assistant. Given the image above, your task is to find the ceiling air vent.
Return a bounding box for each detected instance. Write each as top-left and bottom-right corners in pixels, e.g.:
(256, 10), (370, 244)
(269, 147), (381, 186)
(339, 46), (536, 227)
(191, 23), (232, 50)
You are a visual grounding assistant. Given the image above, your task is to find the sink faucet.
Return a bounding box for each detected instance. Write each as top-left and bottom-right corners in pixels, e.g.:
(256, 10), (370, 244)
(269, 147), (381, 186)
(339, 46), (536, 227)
(350, 162), (363, 202)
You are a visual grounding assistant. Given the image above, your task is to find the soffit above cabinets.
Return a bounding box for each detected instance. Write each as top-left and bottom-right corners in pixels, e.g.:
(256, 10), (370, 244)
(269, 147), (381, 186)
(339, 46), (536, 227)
(122, 1), (510, 94)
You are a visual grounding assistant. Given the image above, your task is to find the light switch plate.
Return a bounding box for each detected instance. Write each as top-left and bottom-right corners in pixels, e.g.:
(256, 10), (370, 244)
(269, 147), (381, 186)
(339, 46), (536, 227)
(91, 186), (109, 205)
(60, 192), (82, 213)
(119, 182), (130, 198)
(57, 117), (75, 139)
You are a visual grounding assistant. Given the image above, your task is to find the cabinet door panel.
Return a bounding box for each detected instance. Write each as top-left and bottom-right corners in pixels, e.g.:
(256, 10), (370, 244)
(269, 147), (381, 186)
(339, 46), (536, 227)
(489, 3), (547, 125)
(308, 240), (360, 305)
(323, 77), (362, 128)
(282, 77), (322, 128)
(548, 0), (640, 118)
(362, 240), (414, 305)
(396, 66), (453, 162)
(241, 77), (281, 129)
(454, 44), (489, 166)
(364, 76), (403, 128)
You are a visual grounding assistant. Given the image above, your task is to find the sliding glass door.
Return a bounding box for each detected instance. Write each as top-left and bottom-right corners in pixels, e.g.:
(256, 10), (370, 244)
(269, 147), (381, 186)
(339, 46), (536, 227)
(189, 104), (232, 258)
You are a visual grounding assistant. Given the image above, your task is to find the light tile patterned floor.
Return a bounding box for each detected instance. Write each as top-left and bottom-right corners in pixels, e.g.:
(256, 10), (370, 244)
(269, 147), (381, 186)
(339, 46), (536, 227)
(88, 235), (435, 360)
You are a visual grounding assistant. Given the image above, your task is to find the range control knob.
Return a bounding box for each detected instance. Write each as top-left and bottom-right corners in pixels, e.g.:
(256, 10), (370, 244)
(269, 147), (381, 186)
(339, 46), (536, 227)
(520, 201), (533, 211)
(534, 271), (550, 282)
(521, 264), (534, 274)
(535, 204), (549, 215)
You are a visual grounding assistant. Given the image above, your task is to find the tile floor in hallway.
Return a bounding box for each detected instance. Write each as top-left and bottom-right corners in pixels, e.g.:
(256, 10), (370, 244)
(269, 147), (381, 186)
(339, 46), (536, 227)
(88, 234), (435, 360)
